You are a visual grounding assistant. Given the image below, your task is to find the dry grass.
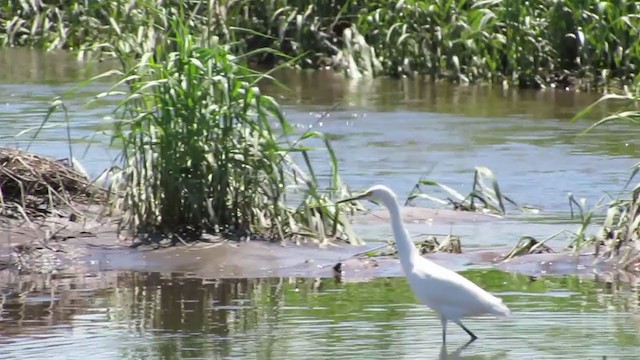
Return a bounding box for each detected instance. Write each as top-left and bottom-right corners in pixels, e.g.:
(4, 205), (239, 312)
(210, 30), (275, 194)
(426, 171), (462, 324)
(0, 147), (107, 221)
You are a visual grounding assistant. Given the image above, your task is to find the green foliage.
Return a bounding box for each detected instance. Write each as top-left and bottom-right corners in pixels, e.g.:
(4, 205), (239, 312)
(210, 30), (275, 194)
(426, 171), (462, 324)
(3, 0), (640, 87)
(513, 189), (640, 270)
(87, 6), (362, 244)
(0, 0), (356, 65)
(547, 81), (640, 268)
(405, 166), (526, 215)
(353, 0), (640, 86)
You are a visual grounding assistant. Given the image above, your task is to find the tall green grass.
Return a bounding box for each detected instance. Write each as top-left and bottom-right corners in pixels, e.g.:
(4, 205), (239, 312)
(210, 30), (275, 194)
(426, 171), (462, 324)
(353, 0), (640, 87)
(3, 0), (640, 88)
(85, 6), (362, 245)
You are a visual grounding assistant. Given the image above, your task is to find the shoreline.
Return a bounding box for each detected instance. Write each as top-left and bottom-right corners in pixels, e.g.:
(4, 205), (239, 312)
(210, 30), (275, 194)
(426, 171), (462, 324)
(0, 207), (631, 283)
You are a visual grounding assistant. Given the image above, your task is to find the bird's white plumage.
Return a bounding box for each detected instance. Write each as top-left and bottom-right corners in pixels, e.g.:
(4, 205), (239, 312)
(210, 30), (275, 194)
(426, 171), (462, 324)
(407, 256), (510, 319)
(350, 184), (511, 342)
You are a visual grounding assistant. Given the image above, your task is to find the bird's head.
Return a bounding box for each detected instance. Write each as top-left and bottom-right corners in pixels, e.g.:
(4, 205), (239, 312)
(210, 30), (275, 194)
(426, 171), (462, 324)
(337, 184), (397, 206)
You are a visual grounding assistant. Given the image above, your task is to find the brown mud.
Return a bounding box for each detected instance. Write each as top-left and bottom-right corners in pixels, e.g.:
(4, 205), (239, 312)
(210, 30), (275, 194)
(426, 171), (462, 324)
(0, 204), (499, 277)
(0, 205), (630, 286)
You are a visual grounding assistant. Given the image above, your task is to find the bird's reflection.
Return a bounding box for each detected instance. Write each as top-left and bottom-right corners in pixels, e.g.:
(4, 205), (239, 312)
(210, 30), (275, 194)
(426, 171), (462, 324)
(438, 339), (476, 360)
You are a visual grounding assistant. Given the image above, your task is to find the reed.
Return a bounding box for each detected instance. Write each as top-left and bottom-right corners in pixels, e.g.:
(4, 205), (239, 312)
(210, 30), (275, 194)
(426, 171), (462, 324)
(83, 5), (363, 244)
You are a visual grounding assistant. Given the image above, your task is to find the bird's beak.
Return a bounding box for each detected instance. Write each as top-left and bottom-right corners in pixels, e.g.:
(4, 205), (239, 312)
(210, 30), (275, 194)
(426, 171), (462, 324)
(337, 191), (369, 204)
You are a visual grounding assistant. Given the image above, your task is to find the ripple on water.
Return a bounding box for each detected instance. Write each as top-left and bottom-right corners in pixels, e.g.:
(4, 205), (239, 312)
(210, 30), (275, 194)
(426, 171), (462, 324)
(0, 270), (638, 359)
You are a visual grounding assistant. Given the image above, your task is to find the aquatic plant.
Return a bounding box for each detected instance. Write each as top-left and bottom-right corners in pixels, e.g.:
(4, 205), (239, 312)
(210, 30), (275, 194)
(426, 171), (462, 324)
(501, 235), (556, 261)
(83, 6), (363, 245)
(0, 0), (350, 65)
(405, 166), (522, 215)
(364, 234), (462, 257)
(2, 0), (640, 88)
(519, 83), (640, 269)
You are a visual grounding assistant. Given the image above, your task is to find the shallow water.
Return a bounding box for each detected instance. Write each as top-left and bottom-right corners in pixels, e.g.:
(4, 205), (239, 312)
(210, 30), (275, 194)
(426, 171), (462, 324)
(0, 49), (636, 213)
(259, 70), (638, 214)
(1, 270), (639, 359)
(1, 49), (640, 358)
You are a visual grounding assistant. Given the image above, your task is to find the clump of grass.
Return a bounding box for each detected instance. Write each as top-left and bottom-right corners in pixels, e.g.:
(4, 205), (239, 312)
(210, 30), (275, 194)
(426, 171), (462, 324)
(362, 234), (462, 258)
(502, 235), (555, 261)
(560, 182), (640, 270)
(90, 7), (361, 245)
(540, 85), (640, 268)
(500, 189), (638, 266)
(597, 187), (640, 269)
(405, 166), (526, 216)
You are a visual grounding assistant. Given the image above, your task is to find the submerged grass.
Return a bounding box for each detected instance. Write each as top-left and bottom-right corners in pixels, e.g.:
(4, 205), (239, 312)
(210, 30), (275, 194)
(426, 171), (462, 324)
(405, 166), (528, 216)
(361, 234), (462, 258)
(3, 0), (640, 88)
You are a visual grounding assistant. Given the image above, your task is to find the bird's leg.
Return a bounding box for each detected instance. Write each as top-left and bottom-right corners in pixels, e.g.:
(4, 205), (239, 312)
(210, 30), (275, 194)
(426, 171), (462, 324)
(440, 316), (448, 343)
(453, 319), (478, 341)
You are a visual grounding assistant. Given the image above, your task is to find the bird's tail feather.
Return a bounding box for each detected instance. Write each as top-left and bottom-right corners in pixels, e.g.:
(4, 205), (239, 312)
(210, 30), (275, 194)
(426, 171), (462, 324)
(491, 298), (512, 318)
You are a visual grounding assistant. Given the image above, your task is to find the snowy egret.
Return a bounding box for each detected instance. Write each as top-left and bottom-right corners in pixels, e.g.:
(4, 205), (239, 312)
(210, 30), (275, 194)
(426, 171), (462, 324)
(339, 185), (511, 343)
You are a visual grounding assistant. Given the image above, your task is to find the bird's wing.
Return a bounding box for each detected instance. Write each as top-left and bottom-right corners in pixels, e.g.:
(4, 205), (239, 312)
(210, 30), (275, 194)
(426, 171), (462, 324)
(410, 260), (507, 318)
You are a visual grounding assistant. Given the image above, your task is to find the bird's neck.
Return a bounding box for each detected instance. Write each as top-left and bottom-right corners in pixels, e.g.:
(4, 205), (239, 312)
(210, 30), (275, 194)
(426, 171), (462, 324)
(383, 196), (419, 265)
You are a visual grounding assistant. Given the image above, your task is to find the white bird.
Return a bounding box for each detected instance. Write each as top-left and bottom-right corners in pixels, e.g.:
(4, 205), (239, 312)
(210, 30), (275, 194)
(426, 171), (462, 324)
(339, 185), (511, 343)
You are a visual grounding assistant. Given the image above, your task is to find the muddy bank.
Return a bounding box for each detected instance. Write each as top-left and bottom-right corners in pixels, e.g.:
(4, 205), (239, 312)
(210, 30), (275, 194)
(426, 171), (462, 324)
(0, 145), (512, 279)
(0, 212), (121, 273)
(0, 198), (633, 284)
(110, 241), (635, 284)
(0, 206), (497, 275)
(0, 219), (629, 286)
(86, 240), (508, 279)
(0, 145), (630, 282)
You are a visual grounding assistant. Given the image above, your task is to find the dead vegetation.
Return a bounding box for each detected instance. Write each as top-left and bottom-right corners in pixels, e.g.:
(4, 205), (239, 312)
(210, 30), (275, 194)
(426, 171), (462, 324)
(361, 234), (463, 258)
(0, 147), (113, 274)
(0, 147), (107, 221)
(502, 236), (555, 260)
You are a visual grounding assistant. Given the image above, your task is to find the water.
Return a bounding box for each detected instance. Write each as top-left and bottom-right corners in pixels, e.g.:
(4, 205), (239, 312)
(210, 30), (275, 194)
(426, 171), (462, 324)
(258, 71), (638, 213)
(1, 49), (640, 358)
(1, 270), (638, 359)
(0, 50), (636, 210)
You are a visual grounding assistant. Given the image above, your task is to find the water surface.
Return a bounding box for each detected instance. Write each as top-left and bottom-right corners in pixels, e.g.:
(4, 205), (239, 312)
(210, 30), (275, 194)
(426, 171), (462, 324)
(0, 49), (637, 213)
(1, 270), (638, 359)
(1, 49), (640, 359)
